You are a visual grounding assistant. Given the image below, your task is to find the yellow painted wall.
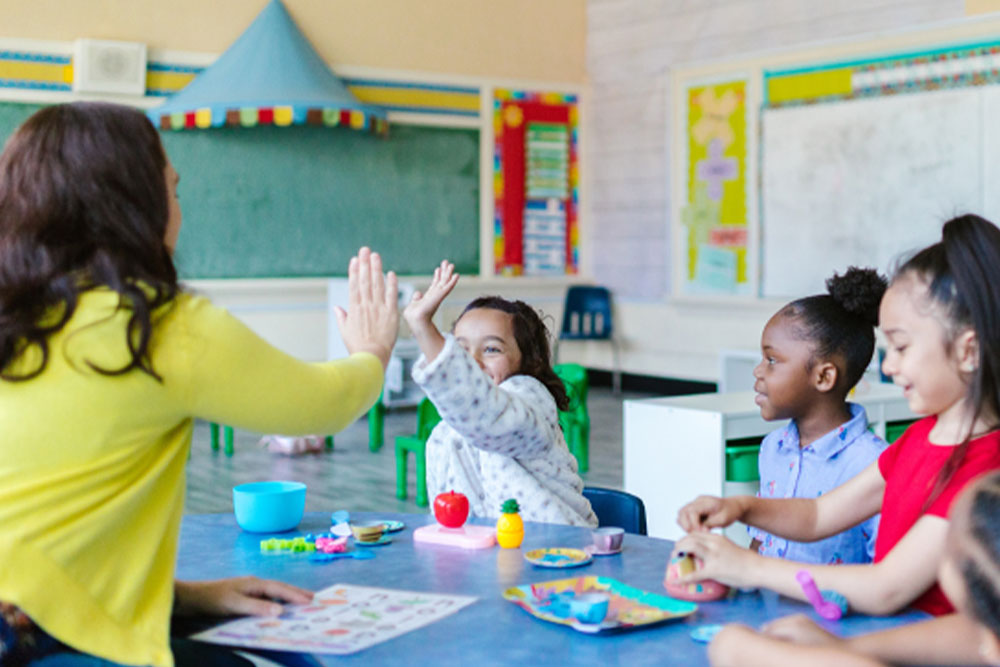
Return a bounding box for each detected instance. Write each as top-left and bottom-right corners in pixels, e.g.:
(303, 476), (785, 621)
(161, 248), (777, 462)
(0, 0), (586, 82)
(967, 0), (1000, 15)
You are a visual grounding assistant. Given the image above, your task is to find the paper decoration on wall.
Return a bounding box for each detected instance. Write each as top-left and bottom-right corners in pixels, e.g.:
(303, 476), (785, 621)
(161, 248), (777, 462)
(683, 80), (748, 295)
(193, 584), (477, 655)
(765, 39), (1000, 108)
(147, 0), (387, 135)
(494, 89), (579, 276)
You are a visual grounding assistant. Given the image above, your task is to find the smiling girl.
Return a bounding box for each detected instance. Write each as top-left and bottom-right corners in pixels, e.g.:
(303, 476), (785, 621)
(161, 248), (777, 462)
(675, 214), (1000, 617)
(402, 261), (596, 526)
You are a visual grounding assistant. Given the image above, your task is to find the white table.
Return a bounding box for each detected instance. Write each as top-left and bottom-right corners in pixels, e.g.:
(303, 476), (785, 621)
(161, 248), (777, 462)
(624, 382), (916, 541)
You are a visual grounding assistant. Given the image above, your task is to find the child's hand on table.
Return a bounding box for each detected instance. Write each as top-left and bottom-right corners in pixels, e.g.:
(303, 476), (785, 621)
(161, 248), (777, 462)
(762, 614), (842, 647)
(335, 247), (399, 369)
(174, 577), (313, 617)
(707, 624), (761, 666)
(677, 495), (748, 532)
(672, 532), (758, 588)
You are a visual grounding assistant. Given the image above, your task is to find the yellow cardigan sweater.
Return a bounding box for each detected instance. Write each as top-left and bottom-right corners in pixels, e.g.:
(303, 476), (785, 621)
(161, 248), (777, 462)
(0, 288), (383, 666)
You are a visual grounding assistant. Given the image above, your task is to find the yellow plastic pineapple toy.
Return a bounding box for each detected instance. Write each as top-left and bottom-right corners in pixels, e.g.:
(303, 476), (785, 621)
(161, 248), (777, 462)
(496, 498), (524, 549)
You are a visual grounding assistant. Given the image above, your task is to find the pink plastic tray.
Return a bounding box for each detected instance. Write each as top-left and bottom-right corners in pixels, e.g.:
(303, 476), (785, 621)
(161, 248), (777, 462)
(413, 523), (496, 549)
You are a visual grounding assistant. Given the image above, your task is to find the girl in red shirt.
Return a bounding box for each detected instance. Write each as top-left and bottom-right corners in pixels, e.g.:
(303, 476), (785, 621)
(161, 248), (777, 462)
(706, 472), (1000, 666)
(676, 214), (1000, 617)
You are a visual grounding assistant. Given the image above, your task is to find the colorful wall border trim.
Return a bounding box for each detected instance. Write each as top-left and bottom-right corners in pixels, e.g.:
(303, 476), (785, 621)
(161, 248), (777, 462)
(155, 106), (388, 134)
(0, 46), (482, 120)
(765, 38), (1000, 107)
(0, 50), (71, 91)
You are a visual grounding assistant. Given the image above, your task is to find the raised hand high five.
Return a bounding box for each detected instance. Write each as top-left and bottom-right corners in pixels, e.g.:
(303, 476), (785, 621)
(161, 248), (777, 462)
(403, 260), (459, 364)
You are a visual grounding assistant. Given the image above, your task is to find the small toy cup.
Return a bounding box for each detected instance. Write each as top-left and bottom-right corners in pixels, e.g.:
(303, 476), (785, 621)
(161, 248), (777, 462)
(350, 520), (386, 543)
(663, 552), (730, 602)
(591, 527), (625, 552)
(567, 593), (611, 624)
(232, 481), (306, 533)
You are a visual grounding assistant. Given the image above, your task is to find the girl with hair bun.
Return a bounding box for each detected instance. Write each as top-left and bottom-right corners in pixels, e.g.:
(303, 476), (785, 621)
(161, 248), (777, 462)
(743, 266), (889, 566)
(675, 215), (1000, 619)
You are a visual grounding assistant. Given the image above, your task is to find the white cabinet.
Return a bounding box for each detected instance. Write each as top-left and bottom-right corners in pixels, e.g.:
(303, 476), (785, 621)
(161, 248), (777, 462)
(624, 382), (916, 542)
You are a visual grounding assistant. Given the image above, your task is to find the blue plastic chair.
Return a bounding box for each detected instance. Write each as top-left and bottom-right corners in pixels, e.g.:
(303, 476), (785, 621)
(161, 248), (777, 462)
(583, 487), (647, 535)
(557, 286), (621, 393)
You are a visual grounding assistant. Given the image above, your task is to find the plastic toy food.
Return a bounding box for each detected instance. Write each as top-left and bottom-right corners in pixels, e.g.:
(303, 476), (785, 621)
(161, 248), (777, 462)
(433, 490), (469, 528)
(663, 552), (730, 602)
(496, 498), (524, 549)
(796, 570), (847, 620)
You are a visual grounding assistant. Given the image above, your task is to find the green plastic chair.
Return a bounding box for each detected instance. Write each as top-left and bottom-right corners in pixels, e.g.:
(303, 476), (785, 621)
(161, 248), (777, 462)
(206, 389), (393, 457)
(394, 398), (441, 507)
(555, 363), (590, 473)
(208, 424), (333, 457)
(368, 392), (386, 452)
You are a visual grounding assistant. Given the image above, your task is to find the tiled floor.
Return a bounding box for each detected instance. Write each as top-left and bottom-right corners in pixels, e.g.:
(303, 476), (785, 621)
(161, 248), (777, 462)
(184, 387), (655, 515)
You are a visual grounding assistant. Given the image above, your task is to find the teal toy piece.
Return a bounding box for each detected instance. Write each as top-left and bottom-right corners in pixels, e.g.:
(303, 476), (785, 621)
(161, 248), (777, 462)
(309, 550), (376, 563)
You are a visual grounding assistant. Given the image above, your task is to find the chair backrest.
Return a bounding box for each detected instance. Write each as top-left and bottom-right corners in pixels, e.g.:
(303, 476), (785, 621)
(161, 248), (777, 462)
(416, 398), (442, 440)
(554, 363), (589, 415)
(560, 286), (613, 340)
(583, 487), (647, 535)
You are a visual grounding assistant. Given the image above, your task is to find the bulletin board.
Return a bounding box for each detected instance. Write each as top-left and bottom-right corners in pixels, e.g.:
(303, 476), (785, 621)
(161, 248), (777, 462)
(671, 18), (1000, 300)
(493, 88), (580, 276)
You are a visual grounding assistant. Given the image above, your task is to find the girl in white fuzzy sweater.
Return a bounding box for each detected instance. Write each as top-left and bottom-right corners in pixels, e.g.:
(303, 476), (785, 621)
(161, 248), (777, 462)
(404, 261), (596, 527)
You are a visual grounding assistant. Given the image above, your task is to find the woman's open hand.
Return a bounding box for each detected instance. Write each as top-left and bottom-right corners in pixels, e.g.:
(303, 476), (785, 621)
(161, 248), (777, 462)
(335, 247), (399, 368)
(174, 577), (313, 618)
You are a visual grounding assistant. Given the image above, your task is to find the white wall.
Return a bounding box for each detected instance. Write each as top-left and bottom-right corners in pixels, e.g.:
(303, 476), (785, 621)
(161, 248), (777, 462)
(584, 0), (972, 381)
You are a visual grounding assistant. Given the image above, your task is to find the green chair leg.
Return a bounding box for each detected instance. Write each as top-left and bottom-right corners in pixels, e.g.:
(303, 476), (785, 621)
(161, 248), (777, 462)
(414, 445), (428, 507)
(369, 400), (386, 452)
(224, 426), (234, 457)
(210, 422), (220, 452)
(325, 435), (334, 450)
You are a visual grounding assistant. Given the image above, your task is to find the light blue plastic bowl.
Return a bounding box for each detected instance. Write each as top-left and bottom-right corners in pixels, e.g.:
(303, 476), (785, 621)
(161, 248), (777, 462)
(232, 481), (306, 533)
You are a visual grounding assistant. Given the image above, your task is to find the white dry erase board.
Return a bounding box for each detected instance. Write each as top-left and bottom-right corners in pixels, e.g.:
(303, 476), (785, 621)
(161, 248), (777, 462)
(671, 18), (1000, 300)
(760, 86), (986, 298)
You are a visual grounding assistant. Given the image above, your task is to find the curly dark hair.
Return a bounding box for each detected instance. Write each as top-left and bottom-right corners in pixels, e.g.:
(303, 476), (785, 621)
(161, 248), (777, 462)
(779, 266), (888, 393)
(0, 102), (178, 381)
(456, 296), (569, 411)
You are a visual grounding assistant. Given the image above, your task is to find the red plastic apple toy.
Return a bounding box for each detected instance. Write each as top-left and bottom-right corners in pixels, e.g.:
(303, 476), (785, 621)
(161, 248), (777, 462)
(433, 490), (469, 528)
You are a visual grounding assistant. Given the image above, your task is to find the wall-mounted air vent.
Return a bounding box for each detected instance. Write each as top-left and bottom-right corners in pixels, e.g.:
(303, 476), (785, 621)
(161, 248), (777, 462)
(72, 38), (147, 96)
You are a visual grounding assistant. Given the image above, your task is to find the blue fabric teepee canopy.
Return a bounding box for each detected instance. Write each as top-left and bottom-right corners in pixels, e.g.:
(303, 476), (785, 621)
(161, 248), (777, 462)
(148, 0), (387, 134)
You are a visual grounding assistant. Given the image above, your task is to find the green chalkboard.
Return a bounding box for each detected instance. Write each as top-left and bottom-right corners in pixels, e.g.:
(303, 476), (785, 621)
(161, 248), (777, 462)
(0, 102), (480, 278)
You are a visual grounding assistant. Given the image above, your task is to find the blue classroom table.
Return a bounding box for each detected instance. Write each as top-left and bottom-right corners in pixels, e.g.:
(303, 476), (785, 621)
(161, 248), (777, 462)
(176, 512), (927, 666)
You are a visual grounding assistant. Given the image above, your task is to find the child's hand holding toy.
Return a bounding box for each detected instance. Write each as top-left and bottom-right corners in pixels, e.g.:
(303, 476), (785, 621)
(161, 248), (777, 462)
(670, 532), (757, 590)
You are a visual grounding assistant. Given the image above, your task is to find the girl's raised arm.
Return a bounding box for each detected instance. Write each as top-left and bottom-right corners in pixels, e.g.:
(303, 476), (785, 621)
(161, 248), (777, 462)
(402, 260), (459, 365)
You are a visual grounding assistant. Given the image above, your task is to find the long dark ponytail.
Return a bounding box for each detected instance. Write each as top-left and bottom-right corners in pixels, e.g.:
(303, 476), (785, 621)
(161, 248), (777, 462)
(895, 215), (1000, 506)
(0, 102), (178, 381)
